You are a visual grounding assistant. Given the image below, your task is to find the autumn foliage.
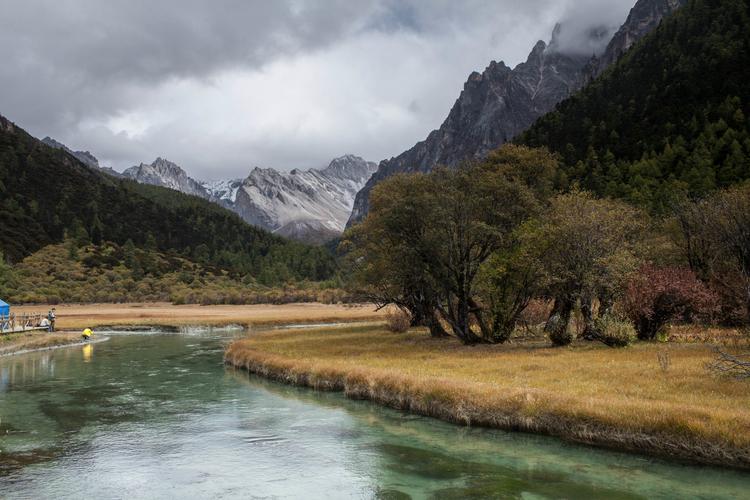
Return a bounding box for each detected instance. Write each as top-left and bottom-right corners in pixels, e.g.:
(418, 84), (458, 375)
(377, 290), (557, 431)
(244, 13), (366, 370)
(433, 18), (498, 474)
(623, 265), (718, 340)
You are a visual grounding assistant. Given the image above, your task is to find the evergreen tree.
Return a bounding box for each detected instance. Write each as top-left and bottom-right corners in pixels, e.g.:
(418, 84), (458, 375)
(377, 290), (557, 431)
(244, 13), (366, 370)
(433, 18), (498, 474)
(520, 0), (750, 210)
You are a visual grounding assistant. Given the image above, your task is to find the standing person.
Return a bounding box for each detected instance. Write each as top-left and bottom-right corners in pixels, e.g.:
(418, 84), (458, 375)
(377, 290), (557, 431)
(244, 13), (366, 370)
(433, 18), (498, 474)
(81, 327), (93, 341)
(47, 308), (56, 332)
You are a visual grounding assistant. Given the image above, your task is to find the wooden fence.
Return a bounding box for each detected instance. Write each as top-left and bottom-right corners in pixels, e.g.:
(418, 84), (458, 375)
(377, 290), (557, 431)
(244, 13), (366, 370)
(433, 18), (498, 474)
(0, 312), (47, 334)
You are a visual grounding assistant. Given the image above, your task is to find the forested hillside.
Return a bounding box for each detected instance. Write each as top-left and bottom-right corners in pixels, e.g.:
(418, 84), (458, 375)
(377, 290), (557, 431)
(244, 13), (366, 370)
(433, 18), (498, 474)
(521, 0), (750, 211)
(1, 241), (347, 304)
(0, 115), (335, 281)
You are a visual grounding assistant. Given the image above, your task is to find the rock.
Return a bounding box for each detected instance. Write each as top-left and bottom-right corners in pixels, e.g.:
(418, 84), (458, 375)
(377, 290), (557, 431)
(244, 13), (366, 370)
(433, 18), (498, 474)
(123, 157), (210, 198)
(225, 155), (377, 242)
(122, 154), (377, 244)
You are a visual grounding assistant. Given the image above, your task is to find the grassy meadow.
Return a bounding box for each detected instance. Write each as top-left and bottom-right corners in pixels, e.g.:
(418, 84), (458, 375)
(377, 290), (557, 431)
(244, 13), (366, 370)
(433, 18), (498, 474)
(11, 302), (386, 330)
(225, 323), (750, 469)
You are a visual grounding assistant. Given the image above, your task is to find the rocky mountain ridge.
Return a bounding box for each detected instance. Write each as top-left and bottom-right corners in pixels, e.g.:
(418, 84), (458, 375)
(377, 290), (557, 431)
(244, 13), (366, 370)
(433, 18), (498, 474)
(123, 158), (210, 198)
(224, 155), (377, 244)
(40, 135), (374, 244)
(41, 136), (124, 178)
(121, 154), (376, 244)
(347, 0), (687, 226)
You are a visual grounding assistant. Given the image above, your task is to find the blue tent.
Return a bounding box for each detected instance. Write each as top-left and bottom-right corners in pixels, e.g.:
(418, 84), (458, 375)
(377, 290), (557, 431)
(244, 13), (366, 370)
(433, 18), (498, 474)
(0, 299), (9, 316)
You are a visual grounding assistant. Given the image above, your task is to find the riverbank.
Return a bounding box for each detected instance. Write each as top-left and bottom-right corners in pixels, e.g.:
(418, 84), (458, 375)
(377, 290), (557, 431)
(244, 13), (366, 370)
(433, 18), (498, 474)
(12, 302), (386, 330)
(0, 331), (90, 357)
(225, 324), (750, 470)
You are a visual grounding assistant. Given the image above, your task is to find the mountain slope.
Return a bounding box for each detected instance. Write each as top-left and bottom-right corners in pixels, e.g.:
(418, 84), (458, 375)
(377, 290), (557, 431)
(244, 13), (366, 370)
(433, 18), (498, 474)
(124, 154), (376, 243)
(583, 0), (687, 81)
(124, 157), (210, 198)
(0, 114), (335, 281)
(520, 0), (750, 210)
(41, 136), (124, 178)
(348, 0), (685, 226)
(227, 155), (376, 242)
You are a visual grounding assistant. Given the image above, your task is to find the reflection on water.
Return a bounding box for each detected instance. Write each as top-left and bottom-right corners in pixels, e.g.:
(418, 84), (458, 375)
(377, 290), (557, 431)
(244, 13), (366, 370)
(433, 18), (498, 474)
(1, 331), (748, 499)
(82, 343), (93, 363)
(0, 352), (56, 391)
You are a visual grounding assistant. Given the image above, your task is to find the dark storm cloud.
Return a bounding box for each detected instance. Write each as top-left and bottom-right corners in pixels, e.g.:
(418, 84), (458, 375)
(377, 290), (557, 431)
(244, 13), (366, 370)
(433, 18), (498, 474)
(0, 0), (633, 178)
(3, 0), (368, 83)
(0, 0), (371, 129)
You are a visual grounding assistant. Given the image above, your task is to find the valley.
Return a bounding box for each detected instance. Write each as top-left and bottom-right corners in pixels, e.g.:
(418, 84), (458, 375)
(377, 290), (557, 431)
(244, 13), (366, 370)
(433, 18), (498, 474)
(1, 0), (749, 496)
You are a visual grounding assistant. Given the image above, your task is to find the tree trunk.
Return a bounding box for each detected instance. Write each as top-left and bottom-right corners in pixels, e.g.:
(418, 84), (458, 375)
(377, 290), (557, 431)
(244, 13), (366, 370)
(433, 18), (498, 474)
(580, 295), (596, 340)
(545, 297), (574, 346)
(468, 297), (492, 341)
(438, 298), (484, 345)
(409, 308), (426, 327)
(427, 311), (450, 338)
(456, 293), (472, 343)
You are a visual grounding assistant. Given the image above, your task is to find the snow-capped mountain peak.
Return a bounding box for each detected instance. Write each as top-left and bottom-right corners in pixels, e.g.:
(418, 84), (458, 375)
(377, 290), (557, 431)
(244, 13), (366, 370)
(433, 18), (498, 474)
(123, 158), (209, 198)
(227, 155), (378, 243)
(121, 154), (377, 244)
(201, 178), (243, 204)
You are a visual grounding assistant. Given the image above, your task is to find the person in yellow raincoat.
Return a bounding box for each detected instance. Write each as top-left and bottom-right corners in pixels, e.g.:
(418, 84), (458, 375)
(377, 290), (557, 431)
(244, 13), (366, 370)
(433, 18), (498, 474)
(82, 327), (93, 341)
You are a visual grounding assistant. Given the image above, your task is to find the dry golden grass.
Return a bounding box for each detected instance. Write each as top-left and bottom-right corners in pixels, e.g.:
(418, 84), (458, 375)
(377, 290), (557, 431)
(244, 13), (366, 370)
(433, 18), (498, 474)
(12, 302), (386, 330)
(226, 324), (750, 469)
(0, 332), (84, 356)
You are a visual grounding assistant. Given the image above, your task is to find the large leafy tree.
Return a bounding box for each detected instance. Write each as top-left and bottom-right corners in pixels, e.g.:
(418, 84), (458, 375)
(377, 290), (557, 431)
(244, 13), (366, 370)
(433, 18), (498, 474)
(345, 145), (557, 344)
(519, 191), (645, 345)
(342, 174), (449, 337)
(676, 184), (750, 323)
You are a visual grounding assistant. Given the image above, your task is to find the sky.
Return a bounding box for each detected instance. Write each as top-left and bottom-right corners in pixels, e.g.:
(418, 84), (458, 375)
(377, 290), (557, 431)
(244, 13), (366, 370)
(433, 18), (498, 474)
(0, 0), (633, 180)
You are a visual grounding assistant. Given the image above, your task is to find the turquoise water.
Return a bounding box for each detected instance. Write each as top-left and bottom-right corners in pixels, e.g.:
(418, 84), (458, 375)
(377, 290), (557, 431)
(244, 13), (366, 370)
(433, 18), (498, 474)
(0, 329), (748, 499)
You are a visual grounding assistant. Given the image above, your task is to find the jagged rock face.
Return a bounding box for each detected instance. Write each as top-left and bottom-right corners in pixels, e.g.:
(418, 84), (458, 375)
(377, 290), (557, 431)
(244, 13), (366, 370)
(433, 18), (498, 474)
(201, 178), (243, 208)
(123, 158), (209, 198)
(225, 155), (377, 241)
(347, 0), (685, 226)
(41, 136), (123, 178)
(347, 27), (591, 225)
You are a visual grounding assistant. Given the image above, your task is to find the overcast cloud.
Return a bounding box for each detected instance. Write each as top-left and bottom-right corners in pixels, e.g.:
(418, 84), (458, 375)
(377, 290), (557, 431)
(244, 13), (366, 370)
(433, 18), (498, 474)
(0, 0), (632, 179)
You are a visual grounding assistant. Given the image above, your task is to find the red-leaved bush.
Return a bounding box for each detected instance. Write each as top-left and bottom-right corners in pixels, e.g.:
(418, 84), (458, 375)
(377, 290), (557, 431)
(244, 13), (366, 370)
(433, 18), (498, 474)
(622, 265), (718, 340)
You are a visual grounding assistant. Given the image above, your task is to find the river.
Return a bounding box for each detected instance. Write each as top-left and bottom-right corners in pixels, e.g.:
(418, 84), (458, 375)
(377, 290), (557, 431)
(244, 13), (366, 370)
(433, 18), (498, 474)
(1, 329), (748, 499)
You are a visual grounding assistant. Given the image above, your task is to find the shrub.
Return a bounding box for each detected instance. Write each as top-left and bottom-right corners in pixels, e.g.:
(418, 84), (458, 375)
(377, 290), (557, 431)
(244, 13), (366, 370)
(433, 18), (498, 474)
(45, 295), (61, 305)
(386, 309), (411, 333)
(623, 265), (718, 340)
(593, 315), (636, 347)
